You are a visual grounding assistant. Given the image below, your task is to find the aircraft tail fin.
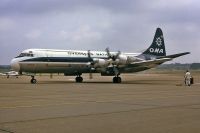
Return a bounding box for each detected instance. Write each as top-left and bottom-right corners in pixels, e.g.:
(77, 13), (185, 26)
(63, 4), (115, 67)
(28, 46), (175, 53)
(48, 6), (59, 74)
(142, 28), (166, 57)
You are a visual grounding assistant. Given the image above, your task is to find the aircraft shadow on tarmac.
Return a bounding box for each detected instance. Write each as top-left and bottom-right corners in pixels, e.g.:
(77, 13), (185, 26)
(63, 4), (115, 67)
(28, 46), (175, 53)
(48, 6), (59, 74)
(35, 79), (178, 85)
(0, 77), (180, 85)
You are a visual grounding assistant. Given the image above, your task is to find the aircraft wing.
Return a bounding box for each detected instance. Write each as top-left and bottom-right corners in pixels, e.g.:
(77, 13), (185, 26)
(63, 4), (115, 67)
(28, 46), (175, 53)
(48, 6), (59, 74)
(128, 58), (172, 68)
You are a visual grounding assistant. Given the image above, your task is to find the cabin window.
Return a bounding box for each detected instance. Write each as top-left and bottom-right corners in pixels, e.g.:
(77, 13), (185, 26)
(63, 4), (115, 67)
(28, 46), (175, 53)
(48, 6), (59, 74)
(16, 52), (34, 58)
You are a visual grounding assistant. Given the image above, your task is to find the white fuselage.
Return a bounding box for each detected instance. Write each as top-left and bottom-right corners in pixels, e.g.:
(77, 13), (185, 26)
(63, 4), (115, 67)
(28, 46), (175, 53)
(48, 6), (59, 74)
(11, 49), (141, 75)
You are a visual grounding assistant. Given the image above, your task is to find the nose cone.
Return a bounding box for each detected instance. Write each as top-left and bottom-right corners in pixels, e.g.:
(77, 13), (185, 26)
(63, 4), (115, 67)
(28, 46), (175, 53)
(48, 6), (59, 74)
(10, 59), (20, 72)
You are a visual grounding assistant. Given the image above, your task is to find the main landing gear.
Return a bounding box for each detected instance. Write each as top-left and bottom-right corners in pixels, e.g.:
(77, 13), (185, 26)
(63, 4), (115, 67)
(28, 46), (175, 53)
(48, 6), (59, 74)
(75, 75), (83, 83)
(112, 69), (121, 83)
(30, 76), (37, 84)
(113, 76), (122, 83)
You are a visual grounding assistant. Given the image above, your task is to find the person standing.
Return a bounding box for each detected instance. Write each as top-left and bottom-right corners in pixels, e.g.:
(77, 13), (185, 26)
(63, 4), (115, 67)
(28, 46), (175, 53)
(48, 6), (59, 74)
(185, 70), (192, 86)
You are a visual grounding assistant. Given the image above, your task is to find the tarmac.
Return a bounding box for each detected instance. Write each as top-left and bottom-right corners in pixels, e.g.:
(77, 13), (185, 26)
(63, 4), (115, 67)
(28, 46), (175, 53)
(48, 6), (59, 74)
(0, 72), (200, 133)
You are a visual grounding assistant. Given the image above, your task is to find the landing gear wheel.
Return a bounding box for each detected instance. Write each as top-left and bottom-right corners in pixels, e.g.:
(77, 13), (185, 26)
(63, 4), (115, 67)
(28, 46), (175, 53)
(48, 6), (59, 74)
(30, 76), (37, 84)
(76, 76), (83, 83)
(113, 77), (121, 83)
(113, 77), (117, 83)
(31, 79), (37, 84)
(117, 77), (121, 83)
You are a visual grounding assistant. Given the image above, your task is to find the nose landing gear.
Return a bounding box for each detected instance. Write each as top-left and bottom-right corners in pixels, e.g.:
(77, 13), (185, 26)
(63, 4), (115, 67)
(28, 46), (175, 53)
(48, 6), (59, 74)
(112, 69), (122, 83)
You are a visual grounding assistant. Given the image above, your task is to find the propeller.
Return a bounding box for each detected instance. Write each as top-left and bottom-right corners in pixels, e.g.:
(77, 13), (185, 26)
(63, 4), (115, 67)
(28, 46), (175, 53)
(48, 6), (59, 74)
(105, 47), (121, 66)
(105, 47), (123, 76)
(87, 50), (94, 79)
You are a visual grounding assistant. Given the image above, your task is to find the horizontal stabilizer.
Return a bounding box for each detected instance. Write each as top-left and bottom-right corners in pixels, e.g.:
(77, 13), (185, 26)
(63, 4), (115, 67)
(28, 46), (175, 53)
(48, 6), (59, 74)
(159, 52), (190, 59)
(129, 58), (172, 68)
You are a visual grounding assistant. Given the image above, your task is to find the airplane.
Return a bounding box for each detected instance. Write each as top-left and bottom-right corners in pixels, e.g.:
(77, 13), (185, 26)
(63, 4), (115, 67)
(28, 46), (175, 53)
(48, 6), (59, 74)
(0, 71), (19, 78)
(10, 28), (190, 84)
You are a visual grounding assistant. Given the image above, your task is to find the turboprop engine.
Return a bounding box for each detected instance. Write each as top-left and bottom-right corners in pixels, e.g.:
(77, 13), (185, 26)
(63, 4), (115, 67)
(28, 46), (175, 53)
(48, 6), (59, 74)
(93, 58), (109, 68)
(87, 49), (141, 69)
(112, 54), (128, 65)
(87, 50), (110, 69)
(105, 48), (129, 66)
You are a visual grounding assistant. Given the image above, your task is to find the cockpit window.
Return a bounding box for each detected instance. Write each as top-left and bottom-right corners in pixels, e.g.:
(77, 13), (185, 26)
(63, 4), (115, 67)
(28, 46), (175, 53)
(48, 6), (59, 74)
(16, 53), (34, 58)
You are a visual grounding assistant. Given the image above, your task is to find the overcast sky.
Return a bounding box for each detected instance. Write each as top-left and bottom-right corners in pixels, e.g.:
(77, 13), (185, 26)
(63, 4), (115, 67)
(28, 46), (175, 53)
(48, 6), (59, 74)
(0, 0), (199, 64)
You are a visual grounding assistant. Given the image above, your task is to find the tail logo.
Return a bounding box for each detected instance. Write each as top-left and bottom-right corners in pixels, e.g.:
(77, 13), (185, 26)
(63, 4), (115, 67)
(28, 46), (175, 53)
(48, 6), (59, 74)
(149, 36), (164, 54)
(149, 48), (164, 54)
(142, 28), (166, 56)
(155, 36), (162, 47)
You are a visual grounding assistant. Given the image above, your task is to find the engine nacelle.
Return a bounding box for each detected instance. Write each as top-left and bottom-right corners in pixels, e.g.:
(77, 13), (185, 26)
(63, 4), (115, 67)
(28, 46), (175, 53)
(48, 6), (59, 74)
(118, 54), (128, 65)
(93, 58), (109, 68)
(112, 54), (128, 65)
(114, 54), (141, 65)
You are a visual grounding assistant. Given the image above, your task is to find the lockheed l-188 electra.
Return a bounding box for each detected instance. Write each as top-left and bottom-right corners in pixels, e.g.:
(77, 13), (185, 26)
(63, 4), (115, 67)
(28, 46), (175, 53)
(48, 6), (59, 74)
(10, 28), (190, 84)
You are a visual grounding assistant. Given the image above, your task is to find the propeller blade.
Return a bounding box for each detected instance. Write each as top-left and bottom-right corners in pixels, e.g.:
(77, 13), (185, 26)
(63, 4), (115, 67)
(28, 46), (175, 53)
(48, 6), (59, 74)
(105, 47), (112, 58)
(87, 50), (95, 78)
(87, 50), (93, 67)
(105, 48), (121, 61)
(87, 50), (91, 58)
(115, 51), (121, 59)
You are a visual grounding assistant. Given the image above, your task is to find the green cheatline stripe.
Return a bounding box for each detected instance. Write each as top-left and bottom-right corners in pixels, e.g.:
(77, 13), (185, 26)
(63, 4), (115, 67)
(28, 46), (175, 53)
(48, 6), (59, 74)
(21, 57), (108, 63)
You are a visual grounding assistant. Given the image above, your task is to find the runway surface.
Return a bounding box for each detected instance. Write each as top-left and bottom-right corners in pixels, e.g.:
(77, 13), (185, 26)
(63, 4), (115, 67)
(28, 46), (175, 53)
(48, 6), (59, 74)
(0, 73), (200, 133)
